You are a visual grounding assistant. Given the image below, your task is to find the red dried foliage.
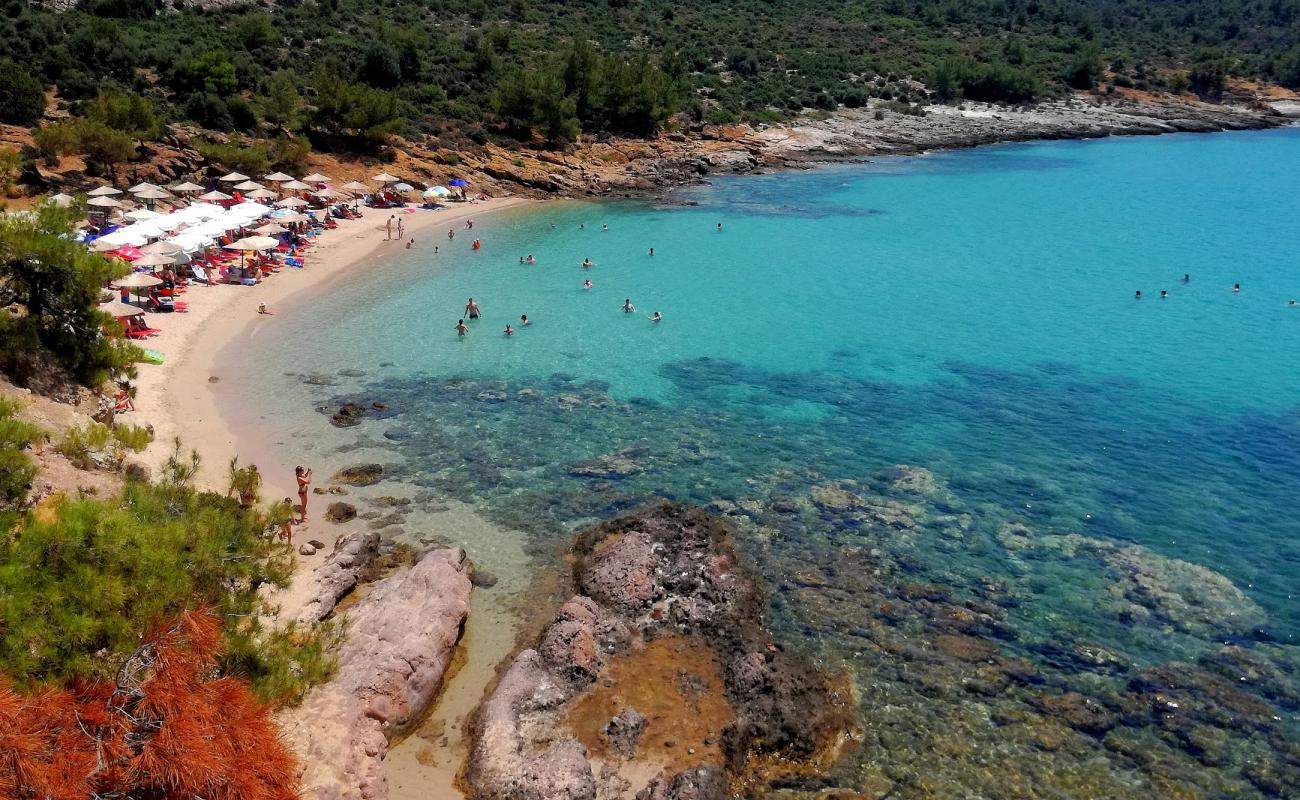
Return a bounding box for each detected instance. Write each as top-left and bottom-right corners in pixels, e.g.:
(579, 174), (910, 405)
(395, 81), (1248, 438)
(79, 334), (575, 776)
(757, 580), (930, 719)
(0, 609), (298, 800)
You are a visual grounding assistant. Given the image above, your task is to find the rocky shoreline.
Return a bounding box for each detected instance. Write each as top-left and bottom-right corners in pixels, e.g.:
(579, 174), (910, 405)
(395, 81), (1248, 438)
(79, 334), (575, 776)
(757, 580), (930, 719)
(11, 92), (1295, 206)
(465, 503), (853, 800)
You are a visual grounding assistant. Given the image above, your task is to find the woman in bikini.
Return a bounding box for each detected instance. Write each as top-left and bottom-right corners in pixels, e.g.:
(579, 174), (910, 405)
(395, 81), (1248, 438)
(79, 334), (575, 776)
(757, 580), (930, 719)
(295, 465), (313, 523)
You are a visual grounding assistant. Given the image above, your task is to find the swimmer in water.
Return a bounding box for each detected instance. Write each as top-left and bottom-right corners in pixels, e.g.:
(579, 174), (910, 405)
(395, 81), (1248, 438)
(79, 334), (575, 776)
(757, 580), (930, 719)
(580, 223), (585, 229)
(520, 314), (530, 326)
(1289, 299), (1298, 307)
(448, 229), (455, 240)
(456, 319), (468, 337)
(520, 256), (525, 264)
(504, 324), (514, 337)
(622, 298), (635, 313)
(1160, 290), (1168, 299)
(406, 239), (413, 249)
(602, 224), (608, 231)
(1183, 273), (1190, 283)
(1135, 290), (1142, 299)
(434, 245), (439, 254)
(717, 222), (723, 232)
(527, 254), (536, 264)
(582, 258), (593, 269)
(648, 247), (655, 256)
(465, 298), (480, 319)
(583, 279), (593, 289)
(649, 311), (662, 322)
(1233, 283), (1241, 293)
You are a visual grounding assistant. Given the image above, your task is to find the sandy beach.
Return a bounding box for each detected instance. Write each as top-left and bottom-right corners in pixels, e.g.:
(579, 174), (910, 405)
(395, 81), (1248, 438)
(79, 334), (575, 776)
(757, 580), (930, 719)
(124, 194), (534, 796)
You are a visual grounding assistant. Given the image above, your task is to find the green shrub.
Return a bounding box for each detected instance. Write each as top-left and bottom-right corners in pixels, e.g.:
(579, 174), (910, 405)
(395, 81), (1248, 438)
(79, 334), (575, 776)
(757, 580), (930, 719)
(87, 90), (161, 139)
(32, 119), (137, 167)
(0, 59), (45, 126)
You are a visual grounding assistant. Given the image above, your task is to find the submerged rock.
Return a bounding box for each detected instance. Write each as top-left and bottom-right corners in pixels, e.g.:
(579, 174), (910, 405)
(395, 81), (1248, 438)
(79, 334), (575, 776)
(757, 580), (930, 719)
(332, 463), (385, 487)
(566, 448), (648, 479)
(466, 503), (852, 800)
(283, 548), (472, 800)
(324, 502), (357, 523)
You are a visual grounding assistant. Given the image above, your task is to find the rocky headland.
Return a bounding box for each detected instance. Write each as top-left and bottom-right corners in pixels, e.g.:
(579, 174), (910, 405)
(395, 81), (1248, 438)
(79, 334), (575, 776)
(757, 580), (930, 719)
(465, 502), (854, 800)
(281, 545), (473, 800)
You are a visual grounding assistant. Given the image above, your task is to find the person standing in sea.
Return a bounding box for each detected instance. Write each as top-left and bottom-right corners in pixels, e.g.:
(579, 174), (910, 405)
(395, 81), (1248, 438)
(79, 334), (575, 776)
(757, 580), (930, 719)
(465, 298), (481, 319)
(295, 465), (313, 523)
(456, 319), (469, 337)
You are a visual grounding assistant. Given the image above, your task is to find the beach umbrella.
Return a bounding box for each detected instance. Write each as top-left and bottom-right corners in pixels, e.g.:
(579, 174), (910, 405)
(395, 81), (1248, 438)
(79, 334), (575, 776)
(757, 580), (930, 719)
(88, 186), (122, 197)
(272, 212), (310, 223)
(263, 171), (294, 182)
(142, 240), (183, 255)
(302, 172), (332, 183)
(170, 181), (205, 193)
(131, 251), (181, 268)
(448, 178), (470, 188)
(392, 182), (415, 193)
(133, 188), (171, 201)
(247, 188), (278, 200)
(88, 196), (122, 208)
(232, 180), (264, 192)
(98, 300), (143, 318)
(341, 180), (369, 193)
(128, 182), (163, 194)
(124, 208), (161, 222)
(185, 203), (226, 219)
(218, 172), (249, 182)
(276, 197), (308, 208)
(280, 179), (311, 191)
(109, 245), (144, 261)
(314, 188), (343, 199)
(89, 238), (122, 253)
(225, 235), (280, 251)
(112, 272), (163, 289)
(199, 190), (232, 202)
(371, 172), (400, 184)
(47, 192), (75, 207)
(429, 186), (451, 197)
(254, 223), (288, 235)
(97, 227), (150, 247)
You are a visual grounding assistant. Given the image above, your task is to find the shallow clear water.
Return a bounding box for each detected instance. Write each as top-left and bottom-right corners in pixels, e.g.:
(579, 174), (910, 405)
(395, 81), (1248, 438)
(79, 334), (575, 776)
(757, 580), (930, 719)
(222, 129), (1300, 797)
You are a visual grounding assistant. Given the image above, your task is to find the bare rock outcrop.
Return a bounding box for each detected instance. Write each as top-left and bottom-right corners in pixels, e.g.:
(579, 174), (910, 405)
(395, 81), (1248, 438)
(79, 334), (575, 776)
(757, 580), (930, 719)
(283, 547), (472, 800)
(295, 531), (381, 624)
(466, 503), (852, 800)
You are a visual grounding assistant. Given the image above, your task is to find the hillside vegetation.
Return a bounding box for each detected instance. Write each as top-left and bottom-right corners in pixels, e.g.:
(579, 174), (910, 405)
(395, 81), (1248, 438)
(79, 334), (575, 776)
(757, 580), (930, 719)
(1, 0), (1297, 162)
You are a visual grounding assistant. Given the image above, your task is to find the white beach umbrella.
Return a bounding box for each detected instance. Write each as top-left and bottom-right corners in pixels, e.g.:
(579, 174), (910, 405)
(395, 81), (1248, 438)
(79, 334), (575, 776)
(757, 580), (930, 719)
(263, 171), (294, 182)
(167, 233), (212, 253)
(218, 172), (249, 182)
(275, 197), (308, 208)
(128, 182), (162, 194)
(429, 186), (451, 197)
(88, 196), (122, 208)
(47, 192), (75, 207)
(123, 208), (161, 222)
(186, 203), (226, 220)
(280, 179), (311, 191)
(232, 180), (264, 192)
(199, 190), (232, 202)
(371, 172), (400, 184)
(97, 227), (149, 247)
(313, 188), (343, 199)
(111, 272), (163, 289)
(302, 172), (332, 183)
(170, 181), (205, 193)
(341, 180), (369, 194)
(226, 235), (280, 251)
(89, 238), (123, 253)
(272, 212), (310, 223)
(229, 200), (272, 215)
(254, 223), (288, 235)
(247, 188), (278, 200)
(88, 186), (122, 197)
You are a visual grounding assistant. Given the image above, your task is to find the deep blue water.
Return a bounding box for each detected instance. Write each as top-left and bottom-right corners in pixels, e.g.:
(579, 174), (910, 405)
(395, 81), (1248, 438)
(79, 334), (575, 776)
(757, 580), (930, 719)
(223, 128), (1300, 797)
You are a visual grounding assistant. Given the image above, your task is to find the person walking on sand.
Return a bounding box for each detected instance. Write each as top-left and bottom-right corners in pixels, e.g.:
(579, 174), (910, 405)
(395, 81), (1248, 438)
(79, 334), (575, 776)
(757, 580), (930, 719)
(386, 215), (394, 240)
(397, 217), (405, 240)
(465, 298), (480, 319)
(456, 319), (469, 337)
(295, 465), (313, 523)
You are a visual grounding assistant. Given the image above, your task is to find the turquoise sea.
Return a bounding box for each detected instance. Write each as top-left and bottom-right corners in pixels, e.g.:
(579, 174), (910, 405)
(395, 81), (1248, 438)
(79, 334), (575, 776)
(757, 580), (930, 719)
(221, 128), (1300, 797)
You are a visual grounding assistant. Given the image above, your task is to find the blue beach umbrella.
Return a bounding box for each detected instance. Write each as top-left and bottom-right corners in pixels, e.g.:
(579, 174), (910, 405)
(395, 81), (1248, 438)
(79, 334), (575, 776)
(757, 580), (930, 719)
(448, 178), (470, 188)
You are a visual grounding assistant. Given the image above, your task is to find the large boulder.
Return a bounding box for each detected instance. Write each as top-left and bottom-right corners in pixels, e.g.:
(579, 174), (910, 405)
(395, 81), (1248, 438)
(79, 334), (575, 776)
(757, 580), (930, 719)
(283, 547), (472, 800)
(466, 503), (851, 800)
(295, 531), (381, 624)
(332, 464), (385, 487)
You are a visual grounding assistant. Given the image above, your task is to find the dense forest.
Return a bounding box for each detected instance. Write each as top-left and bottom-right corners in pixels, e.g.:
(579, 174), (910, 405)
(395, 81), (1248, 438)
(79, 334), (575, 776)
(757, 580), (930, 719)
(1, 0), (1298, 156)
